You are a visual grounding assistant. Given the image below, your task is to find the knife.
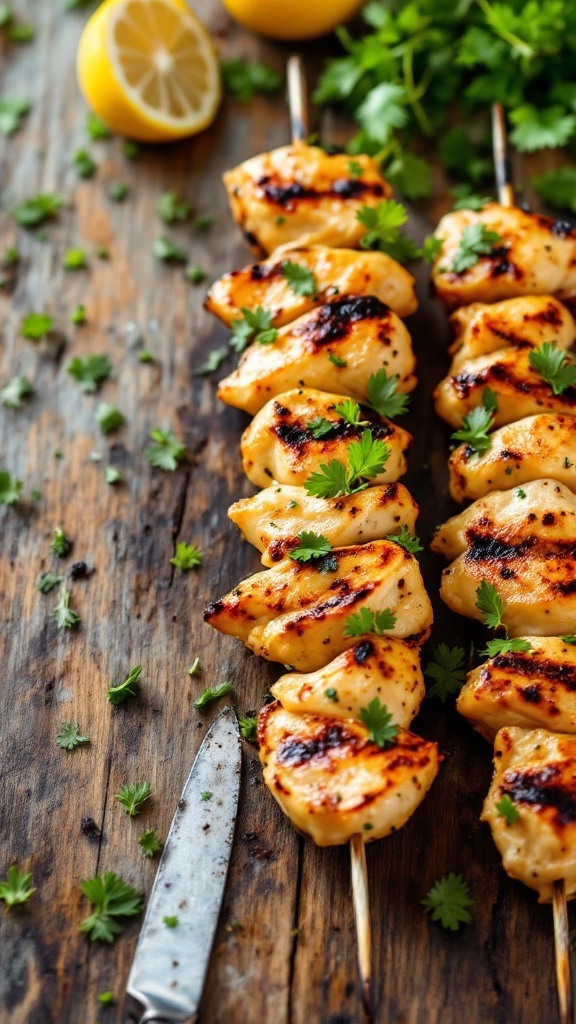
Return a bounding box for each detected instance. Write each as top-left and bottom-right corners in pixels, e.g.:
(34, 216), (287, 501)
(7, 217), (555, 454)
(124, 706), (242, 1024)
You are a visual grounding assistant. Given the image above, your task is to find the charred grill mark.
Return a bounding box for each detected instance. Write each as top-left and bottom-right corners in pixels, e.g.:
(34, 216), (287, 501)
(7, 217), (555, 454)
(484, 652), (576, 689)
(551, 219), (576, 239)
(276, 721), (360, 766)
(531, 303), (566, 326)
(272, 400), (396, 449)
(254, 175), (384, 209)
(353, 640), (375, 664)
(487, 247), (523, 280)
(502, 764), (576, 825)
(284, 587), (375, 631)
(465, 529), (535, 562)
(554, 576), (576, 596)
(293, 295), (391, 348)
(520, 685), (542, 703)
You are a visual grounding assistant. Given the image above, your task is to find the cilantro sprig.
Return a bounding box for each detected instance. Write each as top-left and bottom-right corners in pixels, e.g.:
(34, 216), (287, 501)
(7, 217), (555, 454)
(356, 200), (437, 264)
(304, 429), (390, 499)
(194, 682), (233, 709)
(495, 793), (520, 826)
(145, 430), (187, 471)
(230, 307), (278, 352)
(107, 665), (142, 705)
(170, 542), (202, 572)
(386, 525), (423, 554)
(359, 697), (398, 748)
(222, 59), (283, 102)
(481, 637), (532, 658)
(80, 871), (142, 943)
(475, 581), (505, 632)
(138, 828), (163, 858)
(281, 261), (317, 297)
(529, 342), (576, 396)
(422, 873), (474, 931)
(344, 606), (397, 638)
(288, 531), (332, 563)
(56, 722), (90, 750)
(0, 865), (35, 908)
(366, 368), (410, 419)
(115, 781), (152, 817)
(449, 224), (504, 274)
(424, 644), (466, 702)
(67, 354), (112, 393)
(451, 387), (497, 455)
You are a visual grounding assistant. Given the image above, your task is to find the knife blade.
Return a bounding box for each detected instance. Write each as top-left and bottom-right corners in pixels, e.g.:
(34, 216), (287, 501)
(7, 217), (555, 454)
(124, 706), (242, 1024)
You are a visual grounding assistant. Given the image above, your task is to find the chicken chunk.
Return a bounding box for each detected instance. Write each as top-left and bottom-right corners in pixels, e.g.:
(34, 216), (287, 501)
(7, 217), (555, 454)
(205, 245), (417, 327)
(432, 480), (576, 637)
(449, 295), (575, 371)
(434, 346), (576, 429)
(218, 295), (417, 416)
(431, 204), (576, 310)
(457, 637), (576, 742)
(223, 142), (392, 256)
(204, 540), (433, 671)
(228, 481), (419, 566)
(258, 701), (439, 846)
(240, 388), (412, 489)
(482, 726), (576, 902)
(271, 636), (425, 727)
(448, 414), (576, 503)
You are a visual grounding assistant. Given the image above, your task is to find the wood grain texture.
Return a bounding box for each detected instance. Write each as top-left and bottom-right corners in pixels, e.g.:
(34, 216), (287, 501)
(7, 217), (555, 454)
(0, 4), (569, 1024)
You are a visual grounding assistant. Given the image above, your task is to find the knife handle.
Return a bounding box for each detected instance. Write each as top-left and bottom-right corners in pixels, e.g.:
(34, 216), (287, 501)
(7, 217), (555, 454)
(124, 995), (197, 1024)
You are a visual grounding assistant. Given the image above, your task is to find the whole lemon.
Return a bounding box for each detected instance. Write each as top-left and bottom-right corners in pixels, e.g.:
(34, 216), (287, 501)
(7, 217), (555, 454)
(220, 0), (364, 41)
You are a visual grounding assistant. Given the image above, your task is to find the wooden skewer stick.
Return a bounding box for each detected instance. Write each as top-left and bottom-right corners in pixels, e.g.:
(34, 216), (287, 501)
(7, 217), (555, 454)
(286, 54), (374, 1018)
(553, 879), (574, 1024)
(491, 102), (574, 1024)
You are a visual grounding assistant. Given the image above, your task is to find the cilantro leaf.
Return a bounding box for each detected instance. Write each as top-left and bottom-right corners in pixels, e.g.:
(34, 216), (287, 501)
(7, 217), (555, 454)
(0, 865), (35, 908)
(509, 104), (576, 153)
(115, 781), (151, 816)
(495, 793), (520, 825)
(288, 531), (332, 563)
(422, 873), (474, 931)
(533, 167), (576, 214)
(562, 635), (576, 645)
(105, 466), (121, 484)
(347, 429), (390, 481)
(71, 304), (86, 324)
(98, 993), (114, 1006)
(145, 429), (187, 471)
(194, 347), (229, 376)
(230, 307), (278, 352)
(481, 637), (532, 658)
(0, 97), (30, 135)
(356, 200), (421, 263)
(1, 375), (33, 408)
(67, 354), (112, 393)
(96, 403), (125, 434)
(359, 697), (398, 748)
(21, 312), (54, 340)
(170, 542), (202, 571)
(384, 150), (431, 200)
(164, 915), (178, 928)
(421, 235), (444, 263)
(281, 260), (317, 297)
(138, 828), (163, 858)
(152, 235), (187, 263)
(0, 470), (22, 505)
(222, 59), (282, 102)
(52, 587), (80, 629)
(63, 247), (87, 271)
(185, 264), (206, 284)
(304, 459), (350, 499)
(306, 416), (333, 439)
(366, 369), (410, 419)
(385, 525), (423, 554)
(238, 715), (257, 741)
(107, 181), (128, 202)
(529, 342), (576, 395)
(193, 682), (233, 709)
(332, 398), (367, 426)
(328, 352), (347, 367)
(11, 193), (62, 227)
(451, 387), (497, 454)
(107, 665), (142, 705)
(73, 148), (96, 179)
(36, 571), (63, 593)
(475, 580), (505, 632)
(343, 606), (397, 638)
(425, 644), (466, 702)
(80, 871), (142, 943)
(50, 527), (72, 557)
(56, 722), (90, 751)
(157, 191), (191, 224)
(356, 82), (408, 146)
(450, 223), (504, 274)
(86, 112), (111, 140)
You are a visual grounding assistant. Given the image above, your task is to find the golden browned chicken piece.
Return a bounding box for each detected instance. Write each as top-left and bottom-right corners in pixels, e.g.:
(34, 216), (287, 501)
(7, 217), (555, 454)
(218, 295), (417, 416)
(448, 414), (576, 503)
(434, 346), (576, 429)
(432, 479), (576, 637)
(457, 636), (576, 742)
(431, 204), (576, 310)
(204, 540), (433, 671)
(258, 701), (439, 846)
(448, 295), (575, 371)
(223, 142), (392, 256)
(205, 246), (417, 326)
(482, 726), (576, 902)
(271, 636), (425, 726)
(240, 388), (412, 489)
(228, 480), (418, 566)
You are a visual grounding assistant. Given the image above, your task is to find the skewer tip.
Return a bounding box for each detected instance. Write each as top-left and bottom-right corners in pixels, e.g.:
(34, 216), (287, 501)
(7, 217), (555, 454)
(350, 833), (374, 1019)
(491, 102), (515, 208)
(287, 54), (309, 145)
(553, 879), (574, 1024)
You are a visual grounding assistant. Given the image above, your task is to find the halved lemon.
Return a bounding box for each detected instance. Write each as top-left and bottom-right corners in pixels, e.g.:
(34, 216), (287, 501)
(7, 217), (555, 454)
(77, 0), (221, 142)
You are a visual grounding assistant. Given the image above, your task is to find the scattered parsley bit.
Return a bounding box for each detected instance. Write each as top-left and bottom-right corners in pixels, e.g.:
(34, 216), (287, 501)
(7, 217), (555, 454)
(222, 59), (282, 102)
(482, 637), (532, 658)
(356, 200), (420, 263)
(517, 489), (526, 498)
(96, 403), (125, 435)
(1, 375), (33, 409)
(188, 658), (200, 676)
(152, 235), (187, 263)
(105, 466), (122, 485)
(0, 865), (35, 907)
(10, 192), (62, 227)
(565, 457), (574, 469)
(107, 665), (142, 705)
(366, 368), (409, 419)
(193, 682), (232, 709)
(421, 235), (444, 262)
(194, 215), (213, 231)
(451, 387), (497, 455)
(562, 635), (576, 645)
(230, 307), (278, 352)
(238, 715), (257, 741)
(194, 346), (229, 376)
(67, 354), (112, 393)
(170, 542), (202, 572)
(281, 260), (317, 297)
(56, 722), (90, 751)
(36, 571), (63, 593)
(185, 264), (206, 284)
(138, 348), (155, 364)
(3, 244), (19, 265)
(0, 97), (30, 135)
(304, 429), (390, 499)
(98, 992), (115, 1006)
(347, 160), (363, 178)
(157, 191), (191, 223)
(324, 688), (339, 702)
(344, 606), (397, 638)
(21, 312), (54, 340)
(145, 429), (187, 471)
(0, 470), (22, 505)
(450, 224), (504, 274)
(122, 139), (139, 160)
(286, 499), (298, 509)
(95, 244), (109, 260)
(425, 644), (466, 702)
(475, 580), (505, 632)
(163, 915), (178, 928)
(0, 7), (10, 29)
(8, 22), (34, 43)
(71, 304), (86, 324)
(333, 398), (367, 426)
(495, 793), (520, 825)
(422, 873), (474, 931)
(386, 525), (423, 554)
(289, 531), (332, 563)
(86, 111), (110, 139)
(50, 527), (72, 557)
(138, 828), (162, 858)
(73, 148), (96, 179)
(529, 342), (576, 395)
(201, 790), (213, 801)
(360, 697), (398, 748)
(32, 489), (41, 501)
(107, 181), (128, 202)
(307, 416), (333, 439)
(63, 247), (87, 271)
(363, 822), (374, 831)
(328, 352), (347, 367)
(52, 587), (80, 629)
(79, 871), (142, 943)
(115, 781), (151, 817)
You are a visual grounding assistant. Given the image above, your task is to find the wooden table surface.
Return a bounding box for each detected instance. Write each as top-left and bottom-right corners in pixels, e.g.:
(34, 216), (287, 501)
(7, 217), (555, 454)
(0, 4), (567, 1023)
